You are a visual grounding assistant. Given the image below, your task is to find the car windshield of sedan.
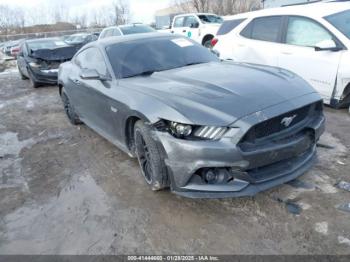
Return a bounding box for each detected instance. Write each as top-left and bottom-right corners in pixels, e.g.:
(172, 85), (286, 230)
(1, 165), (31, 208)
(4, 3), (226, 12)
(64, 34), (88, 44)
(198, 15), (223, 24)
(325, 9), (350, 39)
(120, 25), (156, 35)
(106, 37), (219, 78)
(27, 40), (67, 51)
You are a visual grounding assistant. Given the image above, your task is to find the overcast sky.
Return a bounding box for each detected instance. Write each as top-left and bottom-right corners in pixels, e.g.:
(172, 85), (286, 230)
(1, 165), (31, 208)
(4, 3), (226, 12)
(0, 0), (171, 24)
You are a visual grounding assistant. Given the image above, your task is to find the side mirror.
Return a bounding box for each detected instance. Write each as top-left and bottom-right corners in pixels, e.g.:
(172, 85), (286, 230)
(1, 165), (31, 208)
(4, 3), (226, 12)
(79, 68), (100, 80)
(190, 22), (199, 28)
(315, 39), (341, 51)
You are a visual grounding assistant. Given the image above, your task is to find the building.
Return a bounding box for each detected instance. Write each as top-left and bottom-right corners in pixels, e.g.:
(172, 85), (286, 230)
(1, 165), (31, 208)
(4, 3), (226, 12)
(262, 0), (318, 8)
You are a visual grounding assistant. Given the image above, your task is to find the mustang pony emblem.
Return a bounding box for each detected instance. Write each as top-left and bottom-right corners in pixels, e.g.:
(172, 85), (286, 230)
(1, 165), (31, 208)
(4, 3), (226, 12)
(281, 115), (297, 127)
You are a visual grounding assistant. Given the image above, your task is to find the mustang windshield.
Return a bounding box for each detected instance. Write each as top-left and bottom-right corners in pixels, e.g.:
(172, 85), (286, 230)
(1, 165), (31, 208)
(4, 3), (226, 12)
(106, 36), (219, 78)
(325, 10), (350, 39)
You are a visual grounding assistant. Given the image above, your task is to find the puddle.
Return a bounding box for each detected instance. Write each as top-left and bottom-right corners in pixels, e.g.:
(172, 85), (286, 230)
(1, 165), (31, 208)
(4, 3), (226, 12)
(0, 172), (116, 254)
(0, 132), (35, 157)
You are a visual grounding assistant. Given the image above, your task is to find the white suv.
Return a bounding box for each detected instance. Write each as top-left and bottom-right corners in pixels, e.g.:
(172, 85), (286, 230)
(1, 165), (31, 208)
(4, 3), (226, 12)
(213, 1), (350, 108)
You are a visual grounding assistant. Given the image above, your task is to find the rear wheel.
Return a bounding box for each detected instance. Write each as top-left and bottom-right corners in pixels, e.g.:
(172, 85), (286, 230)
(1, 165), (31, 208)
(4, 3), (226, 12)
(134, 120), (168, 191)
(61, 88), (82, 125)
(203, 40), (212, 49)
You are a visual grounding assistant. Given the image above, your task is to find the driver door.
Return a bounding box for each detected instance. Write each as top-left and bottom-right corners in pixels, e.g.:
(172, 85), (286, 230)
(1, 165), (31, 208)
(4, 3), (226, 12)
(278, 16), (343, 103)
(70, 48), (116, 137)
(171, 16), (187, 36)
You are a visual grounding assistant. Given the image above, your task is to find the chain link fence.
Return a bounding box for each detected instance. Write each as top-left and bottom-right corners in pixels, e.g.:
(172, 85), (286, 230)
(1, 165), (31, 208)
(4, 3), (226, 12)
(0, 28), (104, 42)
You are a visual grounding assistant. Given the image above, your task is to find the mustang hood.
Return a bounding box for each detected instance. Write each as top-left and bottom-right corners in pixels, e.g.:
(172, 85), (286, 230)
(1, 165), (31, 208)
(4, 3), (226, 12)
(29, 45), (80, 61)
(126, 62), (318, 125)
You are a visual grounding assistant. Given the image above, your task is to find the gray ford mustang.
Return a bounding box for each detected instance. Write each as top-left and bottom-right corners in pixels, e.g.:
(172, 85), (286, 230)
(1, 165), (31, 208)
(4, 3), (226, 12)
(58, 33), (325, 198)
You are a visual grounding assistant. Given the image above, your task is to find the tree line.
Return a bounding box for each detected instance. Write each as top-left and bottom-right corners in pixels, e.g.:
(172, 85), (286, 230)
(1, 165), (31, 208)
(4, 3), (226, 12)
(0, 0), (130, 36)
(173, 0), (261, 15)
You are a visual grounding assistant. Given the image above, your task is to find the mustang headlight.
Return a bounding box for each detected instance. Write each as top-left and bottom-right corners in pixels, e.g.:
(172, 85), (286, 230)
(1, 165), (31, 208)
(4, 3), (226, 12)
(193, 126), (229, 140)
(158, 120), (234, 141)
(170, 122), (192, 137)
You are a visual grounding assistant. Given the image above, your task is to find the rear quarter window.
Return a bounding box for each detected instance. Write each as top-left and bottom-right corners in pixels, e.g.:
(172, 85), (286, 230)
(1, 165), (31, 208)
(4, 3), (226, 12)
(240, 16), (283, 43)
(217, 18), (246, 35)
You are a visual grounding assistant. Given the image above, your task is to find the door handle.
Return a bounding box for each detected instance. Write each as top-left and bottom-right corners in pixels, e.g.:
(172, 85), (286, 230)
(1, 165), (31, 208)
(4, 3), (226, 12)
(183, 29), (187, 33)
(281, 51), (293, 55)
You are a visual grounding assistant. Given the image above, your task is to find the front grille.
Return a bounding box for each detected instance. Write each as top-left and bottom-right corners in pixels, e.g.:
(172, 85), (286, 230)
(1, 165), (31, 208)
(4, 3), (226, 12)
(245, 147), (314, 184)
(242, 102), (320, 142)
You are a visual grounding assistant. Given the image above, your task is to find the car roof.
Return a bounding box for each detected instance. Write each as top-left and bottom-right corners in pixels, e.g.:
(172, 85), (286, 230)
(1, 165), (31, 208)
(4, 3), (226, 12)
(175, 13), (219, 17)
(102, 24), (150, 30)
(225, 1), (350, 20)
(69, 33), (90, 36)
(89, 32), (175, 48)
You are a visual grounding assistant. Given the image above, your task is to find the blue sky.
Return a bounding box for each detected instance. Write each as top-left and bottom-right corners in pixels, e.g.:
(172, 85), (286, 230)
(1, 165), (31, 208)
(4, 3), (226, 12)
(0, 0), (171, 24)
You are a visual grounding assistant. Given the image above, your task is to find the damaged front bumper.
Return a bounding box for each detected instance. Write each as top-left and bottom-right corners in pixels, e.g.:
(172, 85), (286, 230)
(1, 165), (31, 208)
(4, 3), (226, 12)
(28, 67), (59, 85)
(153, 94), (325, 198)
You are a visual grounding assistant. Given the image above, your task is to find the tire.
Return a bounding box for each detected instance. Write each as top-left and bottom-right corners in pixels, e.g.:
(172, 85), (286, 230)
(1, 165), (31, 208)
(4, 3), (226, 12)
(18, 66), (28, 80)
(203, 40), (212, 49)
(29, 75), (39, 88)
(134, 120), (169, 191)
(61, 88), (82, 125)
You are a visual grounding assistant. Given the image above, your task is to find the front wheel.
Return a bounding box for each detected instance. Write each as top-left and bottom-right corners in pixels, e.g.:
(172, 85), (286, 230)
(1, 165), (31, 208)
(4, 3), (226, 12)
(18, 66), (28, 80)
(134, 120), (169, 191)
(29, 74), (39, 88)
(61, 89), (82, 125)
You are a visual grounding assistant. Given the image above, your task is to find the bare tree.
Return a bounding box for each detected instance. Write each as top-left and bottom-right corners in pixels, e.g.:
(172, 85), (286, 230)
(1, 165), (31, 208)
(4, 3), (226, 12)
(173, 0), (260, 15)
(111, 0), (130, 25)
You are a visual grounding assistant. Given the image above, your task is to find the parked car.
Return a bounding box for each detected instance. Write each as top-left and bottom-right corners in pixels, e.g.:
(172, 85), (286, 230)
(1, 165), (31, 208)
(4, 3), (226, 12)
(3, 39), (24, 57)
(58, 33), (325, 198)
(17, 37), (80, 88)
(10, 40), (24, 58)
(212, 1), (350, 108)
(98, 24), (155, 40)
(64, 33), (97, 46)
(167, 13), (223, 47)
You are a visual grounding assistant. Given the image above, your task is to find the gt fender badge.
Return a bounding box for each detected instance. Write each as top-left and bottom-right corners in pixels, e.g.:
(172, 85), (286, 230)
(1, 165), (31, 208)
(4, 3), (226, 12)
(111, 106), (118, 113)
(281, 115), (297, 127)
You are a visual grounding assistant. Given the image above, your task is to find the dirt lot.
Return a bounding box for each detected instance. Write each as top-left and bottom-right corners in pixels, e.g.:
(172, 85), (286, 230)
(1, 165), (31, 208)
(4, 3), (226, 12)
(0, 65), (349, 255)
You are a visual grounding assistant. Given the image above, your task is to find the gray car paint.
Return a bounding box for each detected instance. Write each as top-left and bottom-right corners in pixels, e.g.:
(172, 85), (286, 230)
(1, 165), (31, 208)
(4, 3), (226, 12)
(58, 33), (325, 198)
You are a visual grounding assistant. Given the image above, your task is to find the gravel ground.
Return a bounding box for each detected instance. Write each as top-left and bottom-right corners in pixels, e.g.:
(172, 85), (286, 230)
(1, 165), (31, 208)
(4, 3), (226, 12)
(0, 65), (349, 255)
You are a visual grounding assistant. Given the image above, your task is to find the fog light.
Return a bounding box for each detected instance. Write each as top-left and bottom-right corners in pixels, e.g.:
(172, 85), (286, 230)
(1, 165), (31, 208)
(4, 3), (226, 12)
(202, 168), (231, 184)
(204, 170), (217, 184)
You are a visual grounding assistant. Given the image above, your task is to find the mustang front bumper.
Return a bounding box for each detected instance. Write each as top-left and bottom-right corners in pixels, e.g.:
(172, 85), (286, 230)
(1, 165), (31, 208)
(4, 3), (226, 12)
(153, 94), (325, 198)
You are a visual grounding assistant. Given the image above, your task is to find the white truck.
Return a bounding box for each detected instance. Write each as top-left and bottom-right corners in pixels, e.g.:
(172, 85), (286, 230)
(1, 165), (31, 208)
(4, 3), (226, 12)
(166, 13), (223, 47)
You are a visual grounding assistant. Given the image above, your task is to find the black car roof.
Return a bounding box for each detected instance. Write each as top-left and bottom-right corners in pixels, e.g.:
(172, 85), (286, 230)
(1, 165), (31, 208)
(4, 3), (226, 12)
(95, 32), (176, 48)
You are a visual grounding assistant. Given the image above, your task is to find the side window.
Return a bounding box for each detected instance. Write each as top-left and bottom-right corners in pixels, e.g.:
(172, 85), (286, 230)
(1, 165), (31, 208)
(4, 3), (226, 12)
(105, 29), (114, 37)
(112, 28), (121, 36)
(184, 16), (198, 27)
(75, 48), (108, 76)
(286, 16), (333, 47)
(217, 18), (246, 35)
(100, 30), (107, 39)
(241, 16), (283, 43)
(174, 17), (185, 27)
